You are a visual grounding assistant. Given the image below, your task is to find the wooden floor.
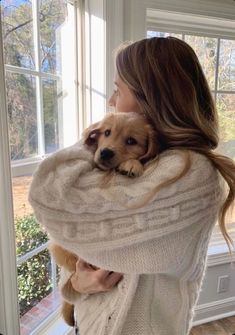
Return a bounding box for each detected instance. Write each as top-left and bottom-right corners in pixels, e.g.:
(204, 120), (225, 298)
(190, 316), (235, 335)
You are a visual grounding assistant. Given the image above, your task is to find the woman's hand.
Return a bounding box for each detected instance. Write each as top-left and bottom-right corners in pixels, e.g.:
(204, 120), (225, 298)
(70, 258), (123, 294)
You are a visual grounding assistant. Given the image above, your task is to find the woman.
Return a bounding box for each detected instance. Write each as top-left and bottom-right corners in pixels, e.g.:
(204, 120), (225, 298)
(29, 37), (235, 335)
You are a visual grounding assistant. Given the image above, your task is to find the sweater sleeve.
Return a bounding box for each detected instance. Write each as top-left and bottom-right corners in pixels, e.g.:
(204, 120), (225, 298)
(29, 141), (225, 275)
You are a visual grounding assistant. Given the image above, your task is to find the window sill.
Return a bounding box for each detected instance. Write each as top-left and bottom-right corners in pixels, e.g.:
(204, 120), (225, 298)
(207, 244), (235, 267)
(30, 310), (72, 335)
(11, 157), (42, 177)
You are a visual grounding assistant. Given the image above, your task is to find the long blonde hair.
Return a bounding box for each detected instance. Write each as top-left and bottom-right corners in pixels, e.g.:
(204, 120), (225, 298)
(115, 37), (235, 252)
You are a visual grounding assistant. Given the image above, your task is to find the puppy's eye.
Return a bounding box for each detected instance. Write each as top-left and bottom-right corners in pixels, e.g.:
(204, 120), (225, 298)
(126, 137), (137, 145)
(104, 129), (111, 137)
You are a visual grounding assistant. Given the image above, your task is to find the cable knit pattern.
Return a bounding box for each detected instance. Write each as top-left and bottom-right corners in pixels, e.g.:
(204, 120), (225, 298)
(29, 141), (227, 335)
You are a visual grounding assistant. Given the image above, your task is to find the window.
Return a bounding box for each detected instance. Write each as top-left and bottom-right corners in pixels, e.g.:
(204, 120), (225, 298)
(0, 0), (106, 334)
(1, 0), (79, 334)
(146, 10), (235, 253)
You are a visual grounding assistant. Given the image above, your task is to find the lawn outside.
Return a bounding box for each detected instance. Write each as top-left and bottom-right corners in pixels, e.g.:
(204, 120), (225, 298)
(12, 176), (33, 218)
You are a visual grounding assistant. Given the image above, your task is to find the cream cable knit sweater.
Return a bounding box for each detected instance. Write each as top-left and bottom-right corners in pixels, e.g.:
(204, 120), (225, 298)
(29, 141), (226, 335)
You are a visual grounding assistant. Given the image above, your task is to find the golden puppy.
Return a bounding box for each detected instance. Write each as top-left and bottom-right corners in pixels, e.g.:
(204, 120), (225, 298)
(48, 244), (79, 326)
(50, 112), (157, 326)
(83, 112), (157, 177)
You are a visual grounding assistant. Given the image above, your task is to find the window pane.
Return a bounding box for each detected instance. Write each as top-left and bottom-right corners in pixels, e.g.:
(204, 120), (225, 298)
(5, 72), (38, 160)
(218, 39), (235, 91)
(12, 175), (60, 335)
(16, 214), (48, 258)
(1, 0), (35, 69)
(185, 35), (217, 90)
(18, 251), (60, 333)
(43, 79), (61, 154)
(217, 94), (235, 160)
(39, 0), (68, 74)
(147, 30), (182, 39)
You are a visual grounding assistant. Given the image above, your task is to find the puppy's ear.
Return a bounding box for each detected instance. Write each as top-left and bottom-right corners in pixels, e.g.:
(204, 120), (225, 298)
(82, 122), (101, 150)
(140, 125), (158, 163)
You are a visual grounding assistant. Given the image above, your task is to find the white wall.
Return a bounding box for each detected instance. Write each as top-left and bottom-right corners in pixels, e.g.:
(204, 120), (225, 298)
(194, 262), (235, 324)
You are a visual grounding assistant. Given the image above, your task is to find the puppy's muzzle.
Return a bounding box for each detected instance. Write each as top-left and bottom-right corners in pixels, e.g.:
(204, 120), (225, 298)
(100, 148), (115, 161)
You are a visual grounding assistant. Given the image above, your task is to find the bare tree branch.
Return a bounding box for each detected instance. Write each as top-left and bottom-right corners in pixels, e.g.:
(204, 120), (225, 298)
(4, 19), (33, 39)
(41, 41), (56, 67)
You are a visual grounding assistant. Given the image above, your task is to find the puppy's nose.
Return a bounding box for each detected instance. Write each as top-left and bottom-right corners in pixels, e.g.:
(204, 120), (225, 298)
(100, 148), (115, 161)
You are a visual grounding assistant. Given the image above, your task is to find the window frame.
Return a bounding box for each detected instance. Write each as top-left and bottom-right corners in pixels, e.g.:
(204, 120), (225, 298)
(0, 18), (20, 335)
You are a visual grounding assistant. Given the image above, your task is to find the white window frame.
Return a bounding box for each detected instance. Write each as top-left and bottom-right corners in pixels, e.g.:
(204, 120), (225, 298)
(0, 20), (20, 334)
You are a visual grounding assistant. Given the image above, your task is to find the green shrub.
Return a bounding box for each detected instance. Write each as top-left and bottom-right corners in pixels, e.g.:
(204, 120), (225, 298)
(15, 214), (48, 257)
(15, 214), (53, 316)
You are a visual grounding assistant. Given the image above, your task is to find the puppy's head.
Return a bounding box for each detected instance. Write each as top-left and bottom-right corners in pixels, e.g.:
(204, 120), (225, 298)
(83, 112), (158, 170)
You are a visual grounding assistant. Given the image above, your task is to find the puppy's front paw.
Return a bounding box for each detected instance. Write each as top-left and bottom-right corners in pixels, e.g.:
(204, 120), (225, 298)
(118, 160), (144, 178)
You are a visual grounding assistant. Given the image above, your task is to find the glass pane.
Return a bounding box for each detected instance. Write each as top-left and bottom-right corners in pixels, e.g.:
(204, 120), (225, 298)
(185, 35), (217, 90)
(15, 214), (48, 258)
(18, 249), (51, 317)
(217, 94), (235, 160)
(18, 250), (60, 334)
(12, 175), (60, 335)
(1, 0), (35, 69)
(218, 39), (235, 91)
(147, 30), (182, 39)
(39, 0), (68, 74)
(5, 72), (38, 160)
(43, 79), (61, 154)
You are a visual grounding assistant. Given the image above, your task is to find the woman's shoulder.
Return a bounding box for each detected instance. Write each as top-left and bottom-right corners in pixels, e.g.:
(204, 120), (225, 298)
(79, 148), (218, 191)
(142, 148), (225, 197)
(145, 148), (216, 180)
(155, 148), (211, 165)
(138, 149), (225, 207)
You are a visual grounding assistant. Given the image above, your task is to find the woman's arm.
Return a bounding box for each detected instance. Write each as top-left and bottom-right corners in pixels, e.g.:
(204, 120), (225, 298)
(29, 142), (225, 275)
